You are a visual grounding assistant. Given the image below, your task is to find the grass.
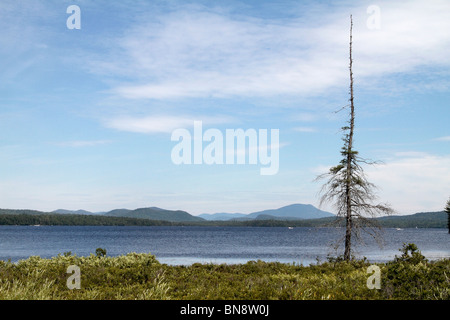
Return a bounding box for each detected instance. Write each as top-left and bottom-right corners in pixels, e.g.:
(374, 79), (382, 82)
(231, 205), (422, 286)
(0, 244), (448, 300)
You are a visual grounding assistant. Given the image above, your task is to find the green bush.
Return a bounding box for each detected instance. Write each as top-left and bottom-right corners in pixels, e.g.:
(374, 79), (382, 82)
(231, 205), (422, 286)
(0, 244), (448, 300)
(393, 243), (427, 264)
(382, 243), (449, 299)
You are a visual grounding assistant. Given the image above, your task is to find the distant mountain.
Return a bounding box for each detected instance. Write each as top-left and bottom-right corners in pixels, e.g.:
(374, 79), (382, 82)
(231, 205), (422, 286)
(0, 209), (46, 215)
(198, 212), (248, 221)
(200, 204), (335, 221)
(249, 204), (334, 220)
(377, 211), (447, 228)
(254, 214), (307, 221)
(0, 207), (204, 223)
(105, 209), (132, 216)
(104, 207), (204, 222)
(0, 208), (446, 228)
(52, 209), (95, 215)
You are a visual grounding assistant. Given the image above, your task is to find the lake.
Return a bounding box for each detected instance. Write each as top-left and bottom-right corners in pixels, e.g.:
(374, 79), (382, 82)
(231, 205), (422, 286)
(0, 226), (448, 265)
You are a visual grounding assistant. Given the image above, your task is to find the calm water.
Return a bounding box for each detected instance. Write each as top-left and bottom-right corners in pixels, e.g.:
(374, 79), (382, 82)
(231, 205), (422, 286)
(0, 226), (448, 265)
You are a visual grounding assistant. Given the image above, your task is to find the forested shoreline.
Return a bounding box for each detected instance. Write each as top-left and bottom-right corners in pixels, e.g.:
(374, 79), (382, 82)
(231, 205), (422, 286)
(0, 212), (446, 228)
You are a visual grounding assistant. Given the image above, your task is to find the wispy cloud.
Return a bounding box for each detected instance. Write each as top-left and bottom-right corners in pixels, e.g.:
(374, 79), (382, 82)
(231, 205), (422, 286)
(89, 0), (450, 101)
(293, 127), (317, 133)
(365, 153), (450, 213)
(55, 140), (112, 148)
(104, 115), (232, 134)
(106, 10), (332, 100)
(434, 136), (450, 142)
(292, 113), (320, 123)
(313, 151), (450, 214)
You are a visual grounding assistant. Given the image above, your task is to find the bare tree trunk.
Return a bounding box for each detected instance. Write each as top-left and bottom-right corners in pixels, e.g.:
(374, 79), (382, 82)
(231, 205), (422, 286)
(344, 16), (355, 261)
(316, 15), (393, 261)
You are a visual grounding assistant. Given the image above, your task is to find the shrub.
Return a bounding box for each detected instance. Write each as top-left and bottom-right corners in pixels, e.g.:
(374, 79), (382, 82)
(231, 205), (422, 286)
(0, 245), (448, 300)
(393, 243), (427, 264)
(382, 243), (449, 299)
(95, 248), (107, 258)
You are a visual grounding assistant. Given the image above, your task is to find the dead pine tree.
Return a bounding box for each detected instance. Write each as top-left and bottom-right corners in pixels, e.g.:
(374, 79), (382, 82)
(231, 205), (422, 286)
(316, 15), (394, 261)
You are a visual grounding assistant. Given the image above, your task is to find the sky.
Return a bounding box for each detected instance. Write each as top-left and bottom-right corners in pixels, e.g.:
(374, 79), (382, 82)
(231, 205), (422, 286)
(0, 0), (449, 215)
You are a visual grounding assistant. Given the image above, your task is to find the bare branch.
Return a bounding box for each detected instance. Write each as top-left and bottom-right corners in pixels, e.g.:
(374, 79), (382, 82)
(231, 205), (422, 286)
(314, 15), (393, 261)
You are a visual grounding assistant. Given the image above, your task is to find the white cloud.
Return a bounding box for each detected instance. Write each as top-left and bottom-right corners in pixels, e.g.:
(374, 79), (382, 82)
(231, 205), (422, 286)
(91, 0), (450, 101)
(293, 127), (317, 133)
(312, 152), (450, 214)
(352, 0), (450, 78)
(293, 113), (319, 122)
(104, 115), (232, 134)
(105, 116), (192, 134)
(108, 13), (334, 100)
(365, 153), (450, 214)
(56, 140), (111, 147)
(393, 151), (429, 158)
(434, 136), (450, 142)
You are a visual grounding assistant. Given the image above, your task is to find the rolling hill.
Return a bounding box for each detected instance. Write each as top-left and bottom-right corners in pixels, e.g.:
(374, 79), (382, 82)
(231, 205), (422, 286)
(198, 212), (248, 221)
(103, 207), (204, 222)
(0, 206), (446, 228)
(52, 209), (95, 215)
(377, 211), (447, 228)
(199, 204), (334, 221)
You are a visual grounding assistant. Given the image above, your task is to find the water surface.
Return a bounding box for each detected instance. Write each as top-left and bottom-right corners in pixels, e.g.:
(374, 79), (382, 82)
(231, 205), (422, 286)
(0, 226), (448, 265)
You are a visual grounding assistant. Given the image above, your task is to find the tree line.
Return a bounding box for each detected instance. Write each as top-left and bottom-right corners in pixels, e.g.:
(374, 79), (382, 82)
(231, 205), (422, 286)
(0, 213), (175, 226)
(0, 212), (445, 228)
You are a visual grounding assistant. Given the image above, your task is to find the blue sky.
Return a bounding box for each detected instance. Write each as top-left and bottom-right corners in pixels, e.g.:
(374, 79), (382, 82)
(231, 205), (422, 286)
(0, 0), (449, 215)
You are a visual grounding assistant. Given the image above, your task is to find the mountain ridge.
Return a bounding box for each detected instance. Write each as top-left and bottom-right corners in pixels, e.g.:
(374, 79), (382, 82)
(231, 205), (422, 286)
(199, 204), (334, 221)
(104, 207), (204, 222)
(50, 203), (334, 222)
(0, 208), (446, 228)
(53, 209), (95, 215)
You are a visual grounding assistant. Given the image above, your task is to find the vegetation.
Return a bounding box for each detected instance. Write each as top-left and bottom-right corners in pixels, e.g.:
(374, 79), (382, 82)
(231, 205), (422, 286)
(383, 243), (450, 299)
(0, 212), (177, 226)
(0, 244), (447, 300)
(316, 16), (394, 260)
(104, 207), (204, 222)
(0, 211), (446, 228)
(376, 211), (447, 228)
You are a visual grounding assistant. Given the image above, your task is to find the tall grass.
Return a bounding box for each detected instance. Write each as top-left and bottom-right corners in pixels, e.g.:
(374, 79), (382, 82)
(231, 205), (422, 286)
(0, 244), (448, 300)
